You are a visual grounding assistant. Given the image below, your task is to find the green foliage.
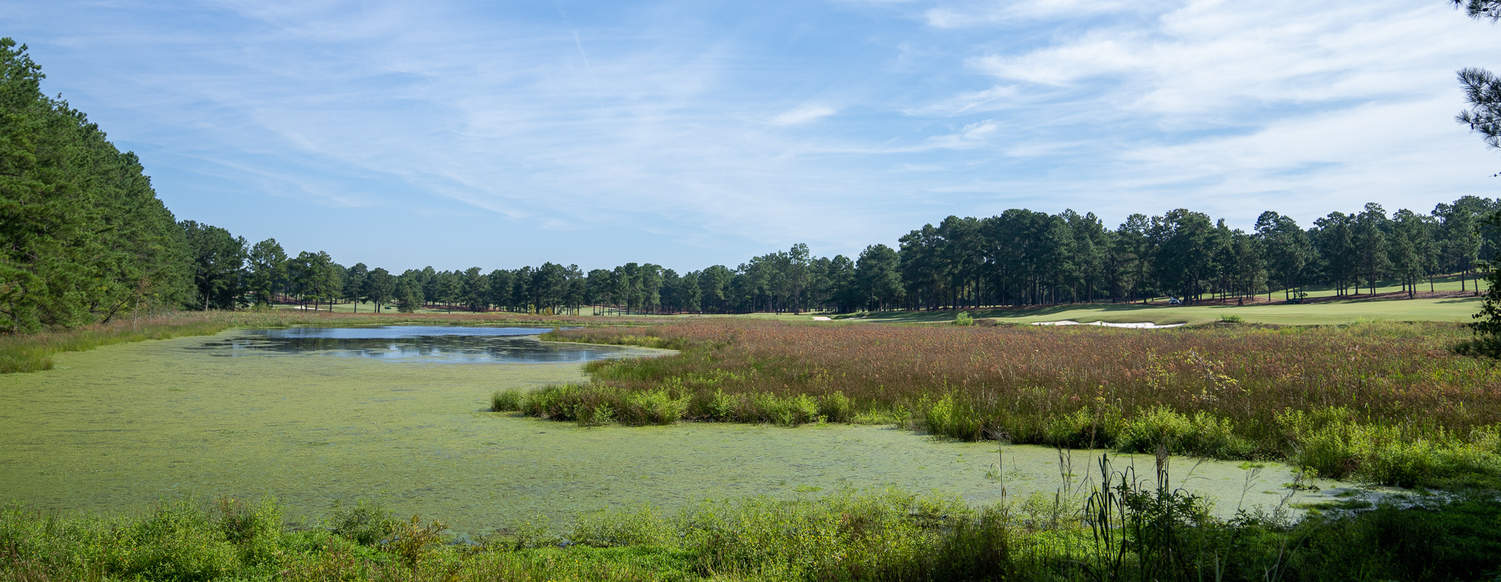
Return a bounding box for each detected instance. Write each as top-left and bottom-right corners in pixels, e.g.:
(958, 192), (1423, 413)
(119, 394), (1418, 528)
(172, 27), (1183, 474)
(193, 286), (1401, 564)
(3, 489), (1501, 581)
(395, 277), (423, 313)
(330, 500), (400, 546)
(621, 389), (689, 425)
(0, 38), (190, 332)
(1115, 407), (1254, 459)
(117, 505), (240, 581)
(181, 220), (247, 310)
(1276, 407), (1501, 486)
(213, 497), (283, 566)
(384, 514), (448, 568)
(953, 311), (974, 326)
(1462, 211), (1501, 356)
(923, 394), (985, 440)
(817, 391), (854, 423)
(571, 506), (677, 548)
(491, 388), (525, 412)
(1286, 497), (1501, 581)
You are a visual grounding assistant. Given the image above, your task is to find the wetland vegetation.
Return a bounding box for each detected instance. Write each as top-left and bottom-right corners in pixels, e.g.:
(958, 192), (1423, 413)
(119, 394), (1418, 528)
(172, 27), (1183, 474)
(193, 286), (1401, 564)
(0, 326), (1340, 533)
(529, 320), (1501, 489)
(14, 314), (1497, 580)
(8, 3), (1501, 577)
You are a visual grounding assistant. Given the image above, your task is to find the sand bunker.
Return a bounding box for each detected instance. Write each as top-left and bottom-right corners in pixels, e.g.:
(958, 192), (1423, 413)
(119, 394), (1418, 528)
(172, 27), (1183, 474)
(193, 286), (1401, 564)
(811, 316), (832, 321)
(1032, 320), (1184, 329)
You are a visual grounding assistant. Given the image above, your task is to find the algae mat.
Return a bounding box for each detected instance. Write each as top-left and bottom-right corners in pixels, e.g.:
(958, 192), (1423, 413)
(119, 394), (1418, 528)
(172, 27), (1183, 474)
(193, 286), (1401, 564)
(0, 330), (1355, 535)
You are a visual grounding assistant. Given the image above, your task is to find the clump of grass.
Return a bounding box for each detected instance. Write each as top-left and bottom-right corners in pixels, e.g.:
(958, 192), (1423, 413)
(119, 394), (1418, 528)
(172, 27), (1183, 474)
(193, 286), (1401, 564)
(923, 394), (985, 440)
(818, 391), (854, 423)
(491, 389), (526, 412)
(1114, 407), (1254, 459)
(620, 389), (688, 425)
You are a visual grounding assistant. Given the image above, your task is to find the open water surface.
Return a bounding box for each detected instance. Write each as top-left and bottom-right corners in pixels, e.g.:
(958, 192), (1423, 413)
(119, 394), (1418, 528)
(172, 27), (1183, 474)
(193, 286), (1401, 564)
(190, 325), (635, 363)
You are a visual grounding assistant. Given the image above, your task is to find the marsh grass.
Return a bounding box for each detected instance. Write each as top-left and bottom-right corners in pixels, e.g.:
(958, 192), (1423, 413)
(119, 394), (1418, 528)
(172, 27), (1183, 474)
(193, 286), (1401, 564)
(538, 320), (1501, 487)
(5, 479), (1499, 581)
(512, 383), (862, 427)
(491, 388), (526, 412)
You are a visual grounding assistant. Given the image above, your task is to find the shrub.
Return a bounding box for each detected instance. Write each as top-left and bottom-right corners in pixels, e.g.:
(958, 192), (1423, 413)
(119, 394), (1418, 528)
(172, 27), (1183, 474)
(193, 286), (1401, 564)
(1115, 407), (1252, 458)
(384, 515), (447, 568)
(491, 389), (525, 412)
(953, 311), (974, 326)
(708, 389), (740, 421)
(576, 401), (616, 426)
(213, 497), (282, 565)
(924, 395), (984, 440)
(1043, 407), (1116, 449)
(116, 503), (239, 581)
(621, 389), (687, 425)
(571, 507), (676, 547)
(329, 500), (400, 546)
(818, 391), (854, 423)
(522, 385), (582, 420)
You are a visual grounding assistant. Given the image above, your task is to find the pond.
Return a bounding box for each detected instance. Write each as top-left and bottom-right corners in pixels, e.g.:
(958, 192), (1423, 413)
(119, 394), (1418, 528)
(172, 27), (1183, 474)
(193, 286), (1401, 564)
(0, 329), (1375, 538)
(190, 325), (639, 364)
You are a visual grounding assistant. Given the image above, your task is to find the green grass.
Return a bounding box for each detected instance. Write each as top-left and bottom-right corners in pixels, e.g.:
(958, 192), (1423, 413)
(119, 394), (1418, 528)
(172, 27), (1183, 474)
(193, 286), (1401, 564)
(5, 482), (1499, 581)
(1293, 272), (1488, 299)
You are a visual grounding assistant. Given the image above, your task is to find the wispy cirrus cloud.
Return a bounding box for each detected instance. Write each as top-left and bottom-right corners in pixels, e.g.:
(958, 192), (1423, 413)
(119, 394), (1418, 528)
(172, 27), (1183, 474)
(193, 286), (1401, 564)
(6, 0), (1501, 271)
(923, 0), (1148, 28)
(770, 103), (838, 126)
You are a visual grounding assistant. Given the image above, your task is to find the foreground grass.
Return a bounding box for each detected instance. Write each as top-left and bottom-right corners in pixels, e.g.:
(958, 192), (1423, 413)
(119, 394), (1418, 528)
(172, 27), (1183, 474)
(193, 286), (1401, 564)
(5, 482), (1499, 582)
(517, 320), (1501, 488)
(0, 309), (653, 373)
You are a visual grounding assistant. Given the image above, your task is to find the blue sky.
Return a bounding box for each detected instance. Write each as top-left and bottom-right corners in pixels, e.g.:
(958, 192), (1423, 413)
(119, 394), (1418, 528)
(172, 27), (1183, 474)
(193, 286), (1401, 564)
(7, 0), (1501, 271)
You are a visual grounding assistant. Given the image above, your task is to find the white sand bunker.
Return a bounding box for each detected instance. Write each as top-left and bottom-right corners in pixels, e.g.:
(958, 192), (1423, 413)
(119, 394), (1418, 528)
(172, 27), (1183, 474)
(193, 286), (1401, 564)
(1032, 320), (1184, 329)
(811, 316), (832, 321)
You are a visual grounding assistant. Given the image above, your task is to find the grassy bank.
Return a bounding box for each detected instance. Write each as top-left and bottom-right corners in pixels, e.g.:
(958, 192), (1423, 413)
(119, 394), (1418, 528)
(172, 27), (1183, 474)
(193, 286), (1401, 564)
(517, 320), (1501, 487)
(5, 477), (1498, 582)
(0, 309), (650, 373)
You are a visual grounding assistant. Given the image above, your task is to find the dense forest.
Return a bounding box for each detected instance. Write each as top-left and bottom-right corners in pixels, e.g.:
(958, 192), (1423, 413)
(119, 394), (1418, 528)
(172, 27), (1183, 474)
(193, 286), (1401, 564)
(3, 37), (1499, 330)
(0, 39), (190, 333)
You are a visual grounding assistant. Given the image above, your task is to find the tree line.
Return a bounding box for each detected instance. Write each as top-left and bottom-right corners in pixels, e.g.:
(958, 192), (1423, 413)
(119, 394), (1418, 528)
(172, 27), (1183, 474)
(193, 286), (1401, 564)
(169, 195), (1497, 317)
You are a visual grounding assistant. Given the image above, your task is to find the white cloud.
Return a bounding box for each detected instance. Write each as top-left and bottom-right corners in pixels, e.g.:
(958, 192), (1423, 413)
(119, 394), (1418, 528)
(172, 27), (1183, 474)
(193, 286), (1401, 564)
(770, 103), (838, 126)
(904, 84), (1019, 116)
(924, 0), (1145, 28)
(967, 1), (1496, 120)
